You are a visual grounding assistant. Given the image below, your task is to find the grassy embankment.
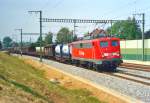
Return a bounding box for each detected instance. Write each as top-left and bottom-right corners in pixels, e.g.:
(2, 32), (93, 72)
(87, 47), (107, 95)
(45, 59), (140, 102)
(0, 52), (102, 103)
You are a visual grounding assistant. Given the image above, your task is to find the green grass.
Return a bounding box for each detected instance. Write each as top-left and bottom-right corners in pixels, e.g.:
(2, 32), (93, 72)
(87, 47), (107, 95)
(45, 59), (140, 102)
(0, 52), (102, 103)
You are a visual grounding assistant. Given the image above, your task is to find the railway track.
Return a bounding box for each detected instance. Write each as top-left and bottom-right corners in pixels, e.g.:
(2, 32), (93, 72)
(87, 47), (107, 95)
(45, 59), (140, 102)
(104, 65), (150, 86)
(119, 62), (150, 72)
(119, 71), (150, 80)
(83, 62), (150, 86)
(84, 65), (150, 86)
(105, 72), (150, 86)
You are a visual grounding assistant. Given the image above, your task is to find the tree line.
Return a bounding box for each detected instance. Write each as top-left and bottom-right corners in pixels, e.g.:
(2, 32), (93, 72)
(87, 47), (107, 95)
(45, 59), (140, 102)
(0, 27), (77, 49)
(34, 27), (77, 47)
(107, 17), (150, 39)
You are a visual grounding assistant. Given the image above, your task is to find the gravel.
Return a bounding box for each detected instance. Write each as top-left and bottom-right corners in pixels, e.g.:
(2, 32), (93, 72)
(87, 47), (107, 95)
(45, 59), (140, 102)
(26, 56), (150, 103)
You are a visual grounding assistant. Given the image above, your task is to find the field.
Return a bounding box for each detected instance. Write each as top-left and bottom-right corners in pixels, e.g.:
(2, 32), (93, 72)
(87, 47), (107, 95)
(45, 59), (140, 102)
(0, 52), (102, 103)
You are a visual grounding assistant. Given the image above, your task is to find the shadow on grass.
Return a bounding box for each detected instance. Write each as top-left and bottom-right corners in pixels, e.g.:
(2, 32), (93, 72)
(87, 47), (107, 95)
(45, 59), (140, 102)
(0, 74), (52, 103)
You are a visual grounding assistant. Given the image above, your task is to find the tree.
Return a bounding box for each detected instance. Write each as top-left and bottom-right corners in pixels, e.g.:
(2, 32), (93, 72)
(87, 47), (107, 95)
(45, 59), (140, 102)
(0, 41), (2, 49)
(3, 36), (12, 48)
(36, 36), (45, 46)
(44, 32), (53, 45)
(144, 30), (150, 39)
(11, 42), (19, 47)
(73, 34), (77, 41)
(56, 27), (73, 43)
(107, 17), (142, 40)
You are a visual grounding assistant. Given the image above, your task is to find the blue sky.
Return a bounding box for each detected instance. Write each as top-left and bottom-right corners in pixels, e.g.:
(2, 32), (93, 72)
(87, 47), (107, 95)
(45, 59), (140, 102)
(0, 0), (150, 42)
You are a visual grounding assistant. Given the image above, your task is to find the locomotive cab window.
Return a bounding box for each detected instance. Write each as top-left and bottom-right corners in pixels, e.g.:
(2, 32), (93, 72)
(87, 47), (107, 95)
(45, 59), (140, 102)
(82, 43), (92, 48)
(100, 41), (108, 47)
(111, 40), (118, 46)
(80, 43), (83, 48)
(73, 44), (80, 48)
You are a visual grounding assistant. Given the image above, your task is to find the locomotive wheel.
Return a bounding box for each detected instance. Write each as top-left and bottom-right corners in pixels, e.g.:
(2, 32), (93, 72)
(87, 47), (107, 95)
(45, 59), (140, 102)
(93, 64), (102, 72)
(97, 65), (103, 72)
(87, 63), (93, 69)
(93, 64), (97, 71)
(110, 65), (117, 72)
(104, 64), (117, 72)
(74, 60), (80, 66)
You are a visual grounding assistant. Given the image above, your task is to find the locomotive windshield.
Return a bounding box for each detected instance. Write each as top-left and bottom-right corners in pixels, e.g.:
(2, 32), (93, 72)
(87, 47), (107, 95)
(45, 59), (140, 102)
(100, 41), (108, 47)
(111, 41), (118, 46)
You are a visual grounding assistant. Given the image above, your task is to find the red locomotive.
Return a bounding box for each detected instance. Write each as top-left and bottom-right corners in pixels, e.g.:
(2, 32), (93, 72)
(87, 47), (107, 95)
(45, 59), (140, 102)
(70, 29), (122, 71)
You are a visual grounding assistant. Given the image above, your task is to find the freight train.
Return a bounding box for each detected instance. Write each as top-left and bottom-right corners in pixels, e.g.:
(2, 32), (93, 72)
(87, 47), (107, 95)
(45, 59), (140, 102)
(8, 29), (123, 71)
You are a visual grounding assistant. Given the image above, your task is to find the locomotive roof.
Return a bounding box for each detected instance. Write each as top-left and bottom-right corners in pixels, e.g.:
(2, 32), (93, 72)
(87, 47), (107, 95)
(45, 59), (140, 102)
(70, 37), (120, 44)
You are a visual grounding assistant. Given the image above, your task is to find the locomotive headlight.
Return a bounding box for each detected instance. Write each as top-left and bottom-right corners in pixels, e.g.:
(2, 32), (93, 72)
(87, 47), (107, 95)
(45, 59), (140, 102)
(112, 52), (119, 56)
(104, 53), (109, 56)
(112, 52), (117, 55)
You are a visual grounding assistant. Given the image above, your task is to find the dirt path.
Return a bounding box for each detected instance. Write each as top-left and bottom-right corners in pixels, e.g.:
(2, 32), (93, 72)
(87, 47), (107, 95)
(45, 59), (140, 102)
(23, 57), (136, 103)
